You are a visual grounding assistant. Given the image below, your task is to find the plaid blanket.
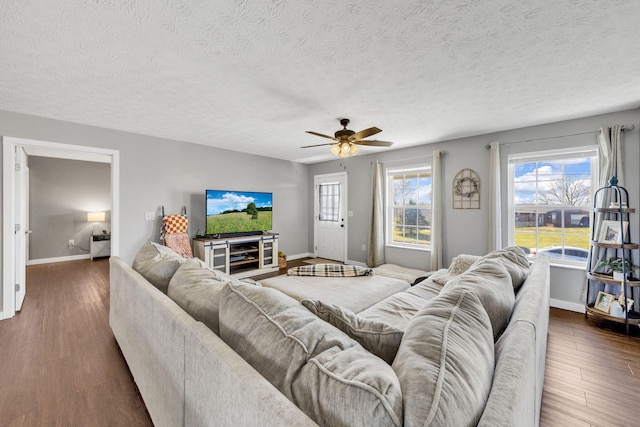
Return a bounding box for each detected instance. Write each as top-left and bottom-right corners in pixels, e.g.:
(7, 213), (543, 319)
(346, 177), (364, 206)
(287, 263), (373, 277)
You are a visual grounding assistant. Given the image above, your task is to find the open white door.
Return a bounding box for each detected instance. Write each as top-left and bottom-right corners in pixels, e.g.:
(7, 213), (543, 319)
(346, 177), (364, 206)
(314, 173), (347, 262)
(14, 146), (28, 311)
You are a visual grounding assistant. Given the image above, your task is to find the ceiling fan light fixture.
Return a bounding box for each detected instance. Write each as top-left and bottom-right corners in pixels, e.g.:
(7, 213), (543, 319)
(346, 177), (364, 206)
(331, 145), (341, 156)
(350, 144), (359, 155)
(341, 142), (351, 153)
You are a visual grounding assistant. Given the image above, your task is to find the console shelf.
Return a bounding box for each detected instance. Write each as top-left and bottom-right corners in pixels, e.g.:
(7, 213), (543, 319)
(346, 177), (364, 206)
(194, 234), (278, 279)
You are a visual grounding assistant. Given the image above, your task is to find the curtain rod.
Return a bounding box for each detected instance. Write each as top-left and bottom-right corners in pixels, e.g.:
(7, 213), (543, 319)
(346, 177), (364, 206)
(377, 151), (446, 165)
(484, 124), (635, 149)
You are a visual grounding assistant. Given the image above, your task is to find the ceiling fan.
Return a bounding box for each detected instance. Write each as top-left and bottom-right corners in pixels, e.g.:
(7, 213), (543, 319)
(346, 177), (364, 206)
(301, 118), (394, 158)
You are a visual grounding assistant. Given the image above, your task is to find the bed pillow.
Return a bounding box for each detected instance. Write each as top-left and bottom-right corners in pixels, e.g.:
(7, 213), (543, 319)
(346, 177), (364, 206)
(287, 263), (373, 277)
(132, 242), (185, 293)
(219, 282), (402, 427)
(432, 254), (482, 285)
(392, 288), (494, 427)
(302, 299), (403, 364)
(441, 258), (515, 339)
(478, 246), (531, 290)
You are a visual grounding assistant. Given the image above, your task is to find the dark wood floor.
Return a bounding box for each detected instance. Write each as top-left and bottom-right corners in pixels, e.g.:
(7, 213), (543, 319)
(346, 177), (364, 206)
(1, 258), (639, 426)
(0, 259), (152, 427)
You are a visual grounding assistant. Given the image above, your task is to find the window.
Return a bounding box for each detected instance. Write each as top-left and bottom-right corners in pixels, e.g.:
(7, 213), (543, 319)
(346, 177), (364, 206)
(508, 146), (597, 265)
(318, 183), (340, 222)
(386, 165), (432, 249)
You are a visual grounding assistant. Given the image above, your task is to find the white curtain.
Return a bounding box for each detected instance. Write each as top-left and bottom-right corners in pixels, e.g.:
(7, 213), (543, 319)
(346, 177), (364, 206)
(367, 160), (385, 267)
(430, 150), (443, 271)
(588, 126), (627, 303)
(488, 141), (502, 251)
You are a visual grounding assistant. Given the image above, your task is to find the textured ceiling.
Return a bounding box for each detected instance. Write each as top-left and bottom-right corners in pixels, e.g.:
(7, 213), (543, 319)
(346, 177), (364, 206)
(1, 1), (640, 163)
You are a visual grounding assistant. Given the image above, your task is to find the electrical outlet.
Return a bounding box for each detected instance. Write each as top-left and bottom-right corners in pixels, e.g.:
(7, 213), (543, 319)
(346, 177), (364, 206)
(68, 239), (74, 246)
(145, 212), (155, 221)
(361, 244), (366, 251)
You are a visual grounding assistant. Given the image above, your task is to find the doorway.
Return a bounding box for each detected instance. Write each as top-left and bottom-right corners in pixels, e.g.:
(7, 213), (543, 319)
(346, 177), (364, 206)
(313, 172), (347, 262)
(2, 137), (120, 320)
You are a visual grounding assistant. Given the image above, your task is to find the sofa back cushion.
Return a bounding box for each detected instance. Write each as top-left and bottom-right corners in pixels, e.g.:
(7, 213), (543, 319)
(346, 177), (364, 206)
(479, 246), (530, 291)
(132, 242), (185, 293)
(168, 258), (249, 335)
(219, 282), (403, 427)
(301, 299), (404, 364)
(392, 288), (495, 427)
(441, 258), (515, 339)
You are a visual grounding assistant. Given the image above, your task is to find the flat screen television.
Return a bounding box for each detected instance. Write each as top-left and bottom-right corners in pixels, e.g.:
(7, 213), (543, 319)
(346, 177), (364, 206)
(205, 189), (272, 236)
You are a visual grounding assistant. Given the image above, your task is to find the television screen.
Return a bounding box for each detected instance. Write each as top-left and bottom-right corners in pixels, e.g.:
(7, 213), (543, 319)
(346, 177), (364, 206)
(206, 190), (272, 235)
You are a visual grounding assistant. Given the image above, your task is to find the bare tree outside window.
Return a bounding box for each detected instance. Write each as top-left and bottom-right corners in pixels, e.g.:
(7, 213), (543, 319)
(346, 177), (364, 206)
(535, 179), (591, 206)
(387, 168), (432, 247)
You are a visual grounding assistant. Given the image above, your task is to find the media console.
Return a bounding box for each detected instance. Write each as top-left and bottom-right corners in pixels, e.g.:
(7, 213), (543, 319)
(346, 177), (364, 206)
(193, 233), (279, 279)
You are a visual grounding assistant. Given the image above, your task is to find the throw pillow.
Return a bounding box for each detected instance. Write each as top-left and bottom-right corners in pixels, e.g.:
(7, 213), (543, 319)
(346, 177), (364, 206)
(441, 258), (515, 339)
(392, 288), (495, 427)
(219, 282), (402, 427)
(302, 299), (404, 364)
(132, 242), (185, 294)
(432, 254), (482, 285)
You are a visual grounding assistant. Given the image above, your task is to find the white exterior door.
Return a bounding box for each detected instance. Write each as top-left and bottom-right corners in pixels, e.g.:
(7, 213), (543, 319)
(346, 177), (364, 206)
(14, 147), (28, 311)
(314, 173), (347, 262)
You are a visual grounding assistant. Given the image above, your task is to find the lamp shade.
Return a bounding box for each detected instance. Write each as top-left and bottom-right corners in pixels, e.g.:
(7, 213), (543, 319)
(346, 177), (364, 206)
(87, 211), (106, 222)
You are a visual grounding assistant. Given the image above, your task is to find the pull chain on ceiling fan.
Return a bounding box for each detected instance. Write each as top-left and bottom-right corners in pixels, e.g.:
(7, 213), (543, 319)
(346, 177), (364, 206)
(301, 118), (394, 158)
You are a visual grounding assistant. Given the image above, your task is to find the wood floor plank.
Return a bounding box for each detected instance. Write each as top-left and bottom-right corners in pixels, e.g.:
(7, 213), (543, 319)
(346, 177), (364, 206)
(2, 259), (640, 426)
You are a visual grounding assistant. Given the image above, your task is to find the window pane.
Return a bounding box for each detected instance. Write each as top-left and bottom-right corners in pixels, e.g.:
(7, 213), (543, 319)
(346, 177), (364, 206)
(318, 183), (339, 222)
(404, 208), (418, 226)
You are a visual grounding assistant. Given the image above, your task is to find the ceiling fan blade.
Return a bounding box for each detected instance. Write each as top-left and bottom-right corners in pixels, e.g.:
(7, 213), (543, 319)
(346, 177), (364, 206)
(353, 140), (394, 147)
(349, 127), (382, 141)
(300, 142), (339, 148)
(306, 131), (338, 141)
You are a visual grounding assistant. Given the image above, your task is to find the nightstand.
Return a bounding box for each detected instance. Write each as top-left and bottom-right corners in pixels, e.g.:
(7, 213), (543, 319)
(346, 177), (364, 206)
(90, 234), (111, 260)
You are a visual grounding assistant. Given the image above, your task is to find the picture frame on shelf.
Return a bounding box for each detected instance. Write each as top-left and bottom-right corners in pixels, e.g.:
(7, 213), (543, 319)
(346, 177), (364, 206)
(594, 291), (614, 313)
(597, 220), (628, 244)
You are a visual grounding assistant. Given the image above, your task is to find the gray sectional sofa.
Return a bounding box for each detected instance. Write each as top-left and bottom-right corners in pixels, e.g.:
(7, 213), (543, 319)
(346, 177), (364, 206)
(109, 243), (550, 427)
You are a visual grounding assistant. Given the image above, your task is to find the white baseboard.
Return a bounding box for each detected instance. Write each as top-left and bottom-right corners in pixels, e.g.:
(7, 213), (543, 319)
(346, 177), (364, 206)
(27, 254), (91, 265)
(550, 298), (585, 313)
(287, 252), (314, 261)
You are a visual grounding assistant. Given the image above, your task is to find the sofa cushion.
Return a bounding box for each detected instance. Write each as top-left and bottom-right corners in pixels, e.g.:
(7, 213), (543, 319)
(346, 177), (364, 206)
(219, 282), (403, 427)
(441, 258), (515, 339)
(479, 246), (530, 291)
(432, 254), (482, 285)
(168, 257), (252, 335)
(392, 288), (495, 427)
(132, 242), (185, 293)
(301, 299), (403, 364)
(374, 263), (429, 284)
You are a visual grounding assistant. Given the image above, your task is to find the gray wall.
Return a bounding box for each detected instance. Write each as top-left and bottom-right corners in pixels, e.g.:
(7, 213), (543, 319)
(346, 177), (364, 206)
(309, 108), (640, 309)
(28, 156), (111, 261)
(0, 109), (311, 316)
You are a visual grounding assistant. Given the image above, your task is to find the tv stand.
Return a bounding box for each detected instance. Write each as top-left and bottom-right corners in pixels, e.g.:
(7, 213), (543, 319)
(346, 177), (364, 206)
(193, 234), (278, 279)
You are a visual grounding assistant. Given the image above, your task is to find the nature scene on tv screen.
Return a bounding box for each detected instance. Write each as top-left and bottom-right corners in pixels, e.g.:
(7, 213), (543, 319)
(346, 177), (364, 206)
(206, 190), (272, 234)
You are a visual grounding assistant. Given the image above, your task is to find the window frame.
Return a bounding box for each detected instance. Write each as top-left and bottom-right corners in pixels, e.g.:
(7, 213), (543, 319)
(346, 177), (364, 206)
(385, 164), (432, 251)
(507, 145), (597, 268)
